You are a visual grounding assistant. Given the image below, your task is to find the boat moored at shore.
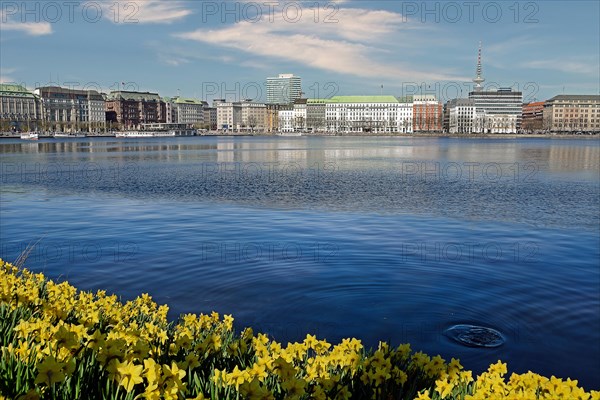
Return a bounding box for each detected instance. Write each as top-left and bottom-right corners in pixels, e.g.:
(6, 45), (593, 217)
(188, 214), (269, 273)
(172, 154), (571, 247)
(20, 132), (39, 140)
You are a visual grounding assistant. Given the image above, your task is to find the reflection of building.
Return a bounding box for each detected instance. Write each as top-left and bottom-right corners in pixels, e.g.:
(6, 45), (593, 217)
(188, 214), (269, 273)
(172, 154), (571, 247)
(413, 94), (442, 132)
(522, 101), (545, 133)
(543, 95), (600, 133)
(325, 96), (413, 133)
(266, 74), (302, 105)
(34, 86), (105, 133)
(0, 84), (42, 132)
(105, 91), (166, 129)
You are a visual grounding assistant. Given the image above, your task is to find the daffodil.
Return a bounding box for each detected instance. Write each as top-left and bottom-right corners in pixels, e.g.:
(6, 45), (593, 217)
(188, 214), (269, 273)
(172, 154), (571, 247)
(116, 360), (143, 392)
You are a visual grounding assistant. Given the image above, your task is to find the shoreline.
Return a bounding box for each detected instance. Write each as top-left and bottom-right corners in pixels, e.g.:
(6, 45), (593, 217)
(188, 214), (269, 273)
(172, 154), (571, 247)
(1, 133), (598, 140)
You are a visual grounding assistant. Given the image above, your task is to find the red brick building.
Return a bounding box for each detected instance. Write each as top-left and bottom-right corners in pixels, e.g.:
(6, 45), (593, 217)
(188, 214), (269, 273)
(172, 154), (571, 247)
(105, 91), (166, 129)
(413, 95), (443, 132)
(521, 101), (545, 133)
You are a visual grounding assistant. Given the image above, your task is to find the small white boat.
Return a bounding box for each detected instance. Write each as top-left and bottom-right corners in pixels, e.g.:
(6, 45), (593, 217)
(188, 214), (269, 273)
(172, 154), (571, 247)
(53, 132), (86, 138)
(115, 131), (181, 138)
(277, 132), (303, 136)
(20, 132), (39, 140)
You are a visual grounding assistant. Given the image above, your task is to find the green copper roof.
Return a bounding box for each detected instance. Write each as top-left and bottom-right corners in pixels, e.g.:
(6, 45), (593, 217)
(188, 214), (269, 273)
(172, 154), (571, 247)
(0, 84), (36, 98)
(329, 95), (403, 103)
(174, 97), (204, 105)
(108, 91), (161, 101)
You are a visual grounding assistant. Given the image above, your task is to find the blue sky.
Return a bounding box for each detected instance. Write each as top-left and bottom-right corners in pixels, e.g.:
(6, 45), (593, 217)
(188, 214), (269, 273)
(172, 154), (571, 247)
(1, 0), (598, 103)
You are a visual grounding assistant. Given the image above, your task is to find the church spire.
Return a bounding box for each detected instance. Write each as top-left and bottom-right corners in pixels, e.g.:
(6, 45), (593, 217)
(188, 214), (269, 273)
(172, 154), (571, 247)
(473, 41), (485, 91)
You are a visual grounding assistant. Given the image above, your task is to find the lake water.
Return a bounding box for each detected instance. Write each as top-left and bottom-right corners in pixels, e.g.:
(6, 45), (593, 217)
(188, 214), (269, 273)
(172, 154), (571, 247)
(1, 136), (599, 389)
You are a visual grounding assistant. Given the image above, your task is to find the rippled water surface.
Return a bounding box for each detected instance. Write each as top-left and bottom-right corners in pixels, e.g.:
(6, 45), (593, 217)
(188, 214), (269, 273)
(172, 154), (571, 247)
(1, 136), (599, 389)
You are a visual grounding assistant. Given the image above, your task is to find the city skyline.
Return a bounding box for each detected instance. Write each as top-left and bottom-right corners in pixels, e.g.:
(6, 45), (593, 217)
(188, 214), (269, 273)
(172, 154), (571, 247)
(1, 1), (599, 102)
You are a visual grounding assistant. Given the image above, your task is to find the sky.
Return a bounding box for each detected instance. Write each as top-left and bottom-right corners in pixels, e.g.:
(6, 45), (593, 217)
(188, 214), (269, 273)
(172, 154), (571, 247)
(1, 0), (598, 103)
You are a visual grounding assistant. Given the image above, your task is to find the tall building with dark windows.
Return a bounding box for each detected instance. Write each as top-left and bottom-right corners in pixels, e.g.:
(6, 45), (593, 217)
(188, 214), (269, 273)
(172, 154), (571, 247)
(467, 43), (522, 133)
(266, 74), (302, 105)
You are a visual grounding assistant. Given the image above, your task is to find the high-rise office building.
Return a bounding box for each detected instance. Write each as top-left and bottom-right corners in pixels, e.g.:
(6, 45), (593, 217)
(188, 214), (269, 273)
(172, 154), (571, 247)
(266, 74), (302, 105)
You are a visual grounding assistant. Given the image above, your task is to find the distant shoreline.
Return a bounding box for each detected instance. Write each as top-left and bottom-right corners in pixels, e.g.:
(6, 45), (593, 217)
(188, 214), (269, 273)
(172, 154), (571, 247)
(1, 133), (598, 140)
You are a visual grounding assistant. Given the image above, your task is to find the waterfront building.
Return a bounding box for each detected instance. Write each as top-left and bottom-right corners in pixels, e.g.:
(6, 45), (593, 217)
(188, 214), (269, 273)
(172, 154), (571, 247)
(0, 84), (42, 132)
(278, 109), (295, 133)
(325, 96), (413, 133)
(468, 88), (522, 133)
(467, 45), (522, 133)
(217, 100), (266, 132)
(216, 101), (240, 131)
(521, 101), (545, 133)
(543, 95), (600, 133)
(413, 94), (443, 132)
(240, 101), (267, 132)
(105, 91), (166, 129)
(266, 104), (285, 133)
(266, 74), (302, 105)
(203, 107), (217, 130)
(306, 99), (328, 133)
(164, 96), (207, 126)
(34, 86), (105, 133)
(446, 98), (476, 134)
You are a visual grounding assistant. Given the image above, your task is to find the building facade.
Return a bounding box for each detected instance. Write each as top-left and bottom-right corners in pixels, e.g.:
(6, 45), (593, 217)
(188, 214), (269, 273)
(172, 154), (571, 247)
(240, 101), (267, 131)
(306, 99), (328, 133)
(521, 101), (545, 133)
(34, 86), (105, 133)
(266, 104), (285, 133)
(0, 84), (42, 132)
(164, 97), (207, 125)
(325, 96), (413, 133)
(446, 98), (476, 134)
(203, 107), (217, 130)
(468, 88), (523, 133)
(542, 95), (600, 133)
(266, 74), (302, 105)
(105, 91), (166, 129)
(413, 94), (443, 132)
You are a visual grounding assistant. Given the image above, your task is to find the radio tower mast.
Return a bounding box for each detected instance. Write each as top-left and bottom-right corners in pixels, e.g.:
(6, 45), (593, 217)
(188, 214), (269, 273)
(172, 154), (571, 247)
(473, 41), (485, 92)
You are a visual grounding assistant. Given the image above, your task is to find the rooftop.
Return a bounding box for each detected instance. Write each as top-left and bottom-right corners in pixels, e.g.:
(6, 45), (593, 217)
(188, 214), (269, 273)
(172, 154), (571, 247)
(108, 91), (161, 102)
(328, 95), (405, 104)
(0, 84), (35, 98)
(547, 95), (600, 101)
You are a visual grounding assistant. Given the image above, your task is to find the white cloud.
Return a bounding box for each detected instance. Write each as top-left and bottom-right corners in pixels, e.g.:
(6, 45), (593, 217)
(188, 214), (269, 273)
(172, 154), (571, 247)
(93, 0), (192, 24)
(521, 59), (599, 77)
(175, 6), (463, 82)
(0, 11), (52, 36)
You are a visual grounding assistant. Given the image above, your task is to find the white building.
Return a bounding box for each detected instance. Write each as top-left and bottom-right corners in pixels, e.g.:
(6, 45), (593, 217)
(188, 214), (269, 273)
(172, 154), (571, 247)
(217, 101), (266, 132)
(466, 43), (522, 133)
(447, 98), (476, 134)
(164, 96), (207, 125)
(278, 109), (295, 132)
(266, 74), (302, 105)
(325, 96), (413, 133)
(34, 86), (105, 133)
(468, 88), (522, 133)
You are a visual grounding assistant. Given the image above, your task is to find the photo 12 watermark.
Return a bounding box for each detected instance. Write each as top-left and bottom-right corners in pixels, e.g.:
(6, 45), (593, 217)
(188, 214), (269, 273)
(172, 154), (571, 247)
(1, 240), (138, 265)
(199, 241), (339, 264)
(1, 1), (140, 24)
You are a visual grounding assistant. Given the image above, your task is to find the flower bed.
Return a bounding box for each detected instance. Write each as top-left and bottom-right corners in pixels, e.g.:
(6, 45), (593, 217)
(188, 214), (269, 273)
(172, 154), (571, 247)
(0, 259), (597, 400)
